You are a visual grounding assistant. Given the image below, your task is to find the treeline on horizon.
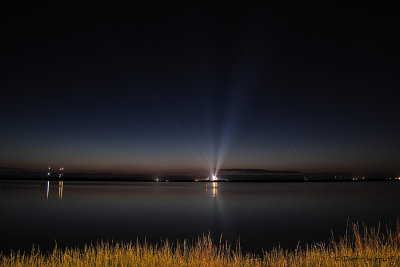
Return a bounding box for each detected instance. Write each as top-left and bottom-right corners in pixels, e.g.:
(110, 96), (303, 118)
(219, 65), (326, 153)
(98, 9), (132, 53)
(0, 174), (397, 182)
(1, 166), (398, 182)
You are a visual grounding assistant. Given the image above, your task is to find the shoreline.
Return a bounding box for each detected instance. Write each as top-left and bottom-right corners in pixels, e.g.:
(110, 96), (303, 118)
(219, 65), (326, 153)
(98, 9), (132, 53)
(0, 177), (397, 183)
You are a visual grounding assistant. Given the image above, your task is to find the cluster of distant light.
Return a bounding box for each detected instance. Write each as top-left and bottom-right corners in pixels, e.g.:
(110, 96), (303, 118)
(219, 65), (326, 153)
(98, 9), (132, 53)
(194, 176), (218, 182)
(194, 175), (229, 182)
(46, 166), (64, 179)
(351, 176), (400, 181)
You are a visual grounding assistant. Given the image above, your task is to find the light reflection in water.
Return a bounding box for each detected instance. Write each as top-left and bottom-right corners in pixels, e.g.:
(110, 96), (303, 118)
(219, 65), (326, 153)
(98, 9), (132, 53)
(45, 181), (64, 199)
(205, 182), (218, 197)
(58, 181), (63, 199)
(46, 181), (49, 199)
(212, 182), (217, 197)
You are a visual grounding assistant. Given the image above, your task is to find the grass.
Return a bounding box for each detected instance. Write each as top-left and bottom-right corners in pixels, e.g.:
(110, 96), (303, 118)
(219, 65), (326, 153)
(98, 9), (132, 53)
(1, 221), (400, 266)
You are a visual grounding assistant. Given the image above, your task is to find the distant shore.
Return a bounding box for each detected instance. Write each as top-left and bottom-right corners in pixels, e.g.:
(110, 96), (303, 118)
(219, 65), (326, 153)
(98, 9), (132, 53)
(0, 176), (398, 183)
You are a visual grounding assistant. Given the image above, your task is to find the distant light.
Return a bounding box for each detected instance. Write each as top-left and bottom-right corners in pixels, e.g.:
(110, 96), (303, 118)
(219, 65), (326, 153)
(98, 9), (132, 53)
(47, 172), (50, 176)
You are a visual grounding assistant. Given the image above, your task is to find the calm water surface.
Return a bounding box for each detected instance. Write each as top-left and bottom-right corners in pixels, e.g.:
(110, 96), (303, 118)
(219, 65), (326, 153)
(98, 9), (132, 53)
(1, 181), (400, 253)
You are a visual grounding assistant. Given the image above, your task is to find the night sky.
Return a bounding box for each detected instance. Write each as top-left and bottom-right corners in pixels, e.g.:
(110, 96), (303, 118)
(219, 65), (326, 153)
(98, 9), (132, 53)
(1, 3), (400, 177)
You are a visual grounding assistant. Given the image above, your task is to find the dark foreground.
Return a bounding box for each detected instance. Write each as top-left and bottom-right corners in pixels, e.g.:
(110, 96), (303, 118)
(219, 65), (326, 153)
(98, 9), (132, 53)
(1, 222), (400, 266)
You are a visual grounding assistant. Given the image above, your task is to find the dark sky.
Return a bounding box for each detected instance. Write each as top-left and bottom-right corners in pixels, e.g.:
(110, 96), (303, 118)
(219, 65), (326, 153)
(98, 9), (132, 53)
(1, 2), (400, 176)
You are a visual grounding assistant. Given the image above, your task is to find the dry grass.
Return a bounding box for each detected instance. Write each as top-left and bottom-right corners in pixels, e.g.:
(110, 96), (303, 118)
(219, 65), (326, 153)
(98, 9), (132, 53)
(1, 221), (400, 266)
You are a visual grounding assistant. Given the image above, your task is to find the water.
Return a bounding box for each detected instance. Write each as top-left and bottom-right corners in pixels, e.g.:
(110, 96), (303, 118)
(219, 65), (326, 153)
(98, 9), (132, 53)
(1, 181), (399, 254)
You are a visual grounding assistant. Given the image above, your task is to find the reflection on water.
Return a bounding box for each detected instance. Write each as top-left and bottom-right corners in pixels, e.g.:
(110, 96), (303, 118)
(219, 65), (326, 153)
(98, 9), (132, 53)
(46, 181), (64, 199)
(212, 182), (217, 197)
(58, 181), (63, 199)
(1, 181), (400, 254)
(205, 182), (218, 197)
(46, 181), (49, 199)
